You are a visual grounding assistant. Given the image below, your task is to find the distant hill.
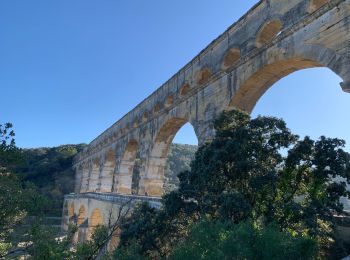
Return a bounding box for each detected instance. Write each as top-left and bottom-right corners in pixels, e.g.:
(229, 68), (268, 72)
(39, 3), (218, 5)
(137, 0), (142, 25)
(14, 144), (87, 216)
(164, 144), (197, 193)
(14, 143), (197, 216)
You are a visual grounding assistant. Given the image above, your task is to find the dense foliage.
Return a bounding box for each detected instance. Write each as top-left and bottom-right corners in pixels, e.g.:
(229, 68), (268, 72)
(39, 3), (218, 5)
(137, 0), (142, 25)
(0, 123), (50, 257)
(170, 220), (316, 260)
(116, 110), (350, 259)
(2, 123), (118, 258)
(14, 144), (86, 216)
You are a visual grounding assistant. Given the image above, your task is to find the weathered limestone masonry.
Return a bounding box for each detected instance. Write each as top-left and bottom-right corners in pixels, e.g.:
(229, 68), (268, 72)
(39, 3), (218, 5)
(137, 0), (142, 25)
(63, 0), (350, 244)
(62, 193), (161, 250)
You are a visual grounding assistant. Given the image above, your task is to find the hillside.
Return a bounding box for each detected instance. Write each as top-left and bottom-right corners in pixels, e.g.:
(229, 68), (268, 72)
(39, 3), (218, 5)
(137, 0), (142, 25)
(164, 143), (198, 193)
(14, 144), (87, 216)
(14, 143), (197, 216)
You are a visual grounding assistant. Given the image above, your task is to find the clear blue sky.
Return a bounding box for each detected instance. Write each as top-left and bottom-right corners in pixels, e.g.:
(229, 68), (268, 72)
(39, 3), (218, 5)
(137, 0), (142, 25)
(1, 0), (349, 151)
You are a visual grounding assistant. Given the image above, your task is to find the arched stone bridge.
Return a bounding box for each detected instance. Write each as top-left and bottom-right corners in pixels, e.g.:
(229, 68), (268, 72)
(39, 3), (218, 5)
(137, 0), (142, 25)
(63, 0), (350, 244)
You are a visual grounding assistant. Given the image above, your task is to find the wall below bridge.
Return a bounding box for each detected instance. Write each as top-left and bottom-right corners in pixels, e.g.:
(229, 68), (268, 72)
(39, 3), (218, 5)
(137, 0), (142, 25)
(62, 193), (161, 250)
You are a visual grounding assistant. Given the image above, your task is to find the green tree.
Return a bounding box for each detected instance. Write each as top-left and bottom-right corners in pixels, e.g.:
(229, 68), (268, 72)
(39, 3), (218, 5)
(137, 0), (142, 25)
(170, 219), (316, 260)
(0, 173), (27, 256)
(117, 110), (350, 258)
(0, 123), (52, 258)
(26, 224), (76, 260)
(0, 123), (25, 256)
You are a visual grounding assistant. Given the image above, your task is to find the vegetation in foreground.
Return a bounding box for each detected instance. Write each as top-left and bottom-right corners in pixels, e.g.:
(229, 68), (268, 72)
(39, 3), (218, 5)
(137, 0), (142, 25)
(1, 109), (350, 259)
(115, 110), (350, 259)
(0, 123), (196, 258)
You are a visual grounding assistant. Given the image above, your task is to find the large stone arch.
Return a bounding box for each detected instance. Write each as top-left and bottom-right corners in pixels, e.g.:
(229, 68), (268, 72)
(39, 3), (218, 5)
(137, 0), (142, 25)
(77, 205), (86, 226)
(74, 165), (83, 194)
(88, 208), (104, 239)
(116, 140), (139, 195)
(68, 202), (75, 224)
(80, 163), (90, 193)
(108, 228), (121, 252)
(229, 44), (350, 210)
(99, 150), (116, 192)
(230, 45), (348, 113)
(88, 159), (101, 192)
(140, 117), (198, 197)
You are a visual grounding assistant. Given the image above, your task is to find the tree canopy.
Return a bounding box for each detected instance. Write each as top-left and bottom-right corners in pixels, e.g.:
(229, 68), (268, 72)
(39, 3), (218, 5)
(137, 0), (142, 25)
(116, 109), (350, 259)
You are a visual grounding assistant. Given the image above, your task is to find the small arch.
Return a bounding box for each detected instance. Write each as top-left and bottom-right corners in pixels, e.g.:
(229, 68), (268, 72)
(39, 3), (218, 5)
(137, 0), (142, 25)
(142, 111), (149, 122)
(117, 140), (139, 194)
(153, 103), (161, 114)
(308, 0), (328, 13)
(89, 208), (103, 228)
(197, 68), (212, 85)
(256, 20), (283, 47)
(165, 95), (174, 108)
(123, 124), (130, 133)
(77, 205), (86, 226)
(179, 83), (191, 96)
(222, 48), (241, 70)
(133, 118), (139, 128)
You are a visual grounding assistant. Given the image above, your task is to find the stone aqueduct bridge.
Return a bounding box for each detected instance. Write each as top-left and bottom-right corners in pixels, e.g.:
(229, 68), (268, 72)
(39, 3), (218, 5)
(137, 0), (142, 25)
(63, 0), (350, 245)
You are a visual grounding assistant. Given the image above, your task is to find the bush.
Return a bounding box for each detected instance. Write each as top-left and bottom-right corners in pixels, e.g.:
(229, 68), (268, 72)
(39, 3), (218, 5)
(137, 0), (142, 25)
(170, 220), (317, 260)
